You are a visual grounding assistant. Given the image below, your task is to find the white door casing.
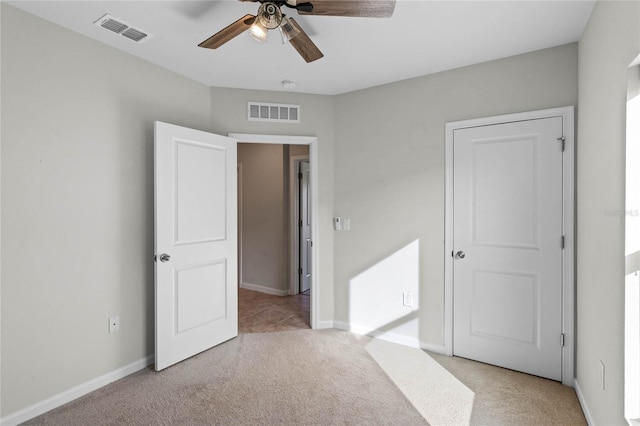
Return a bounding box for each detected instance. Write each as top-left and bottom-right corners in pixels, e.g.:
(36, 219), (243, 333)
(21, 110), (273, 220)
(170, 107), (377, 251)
(300, 161), (312, 293)
(445, 107), (575, 386)
(230, 133), (320, 329)
(155, 121), (238, 371)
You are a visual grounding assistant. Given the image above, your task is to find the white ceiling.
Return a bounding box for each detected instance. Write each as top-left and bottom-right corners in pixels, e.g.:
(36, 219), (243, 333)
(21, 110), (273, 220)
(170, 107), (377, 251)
(7, 0), (595, 95)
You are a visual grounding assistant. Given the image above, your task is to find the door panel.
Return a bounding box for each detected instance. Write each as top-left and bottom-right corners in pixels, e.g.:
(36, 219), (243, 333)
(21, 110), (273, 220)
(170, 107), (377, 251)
(175, 142), (227, 243)
(471, 270), (538, 345)
(174, 260), (227, 333)
(471, 137), (539, 248)
(155, 121), (237, 371)
(453, 117), (563, 381)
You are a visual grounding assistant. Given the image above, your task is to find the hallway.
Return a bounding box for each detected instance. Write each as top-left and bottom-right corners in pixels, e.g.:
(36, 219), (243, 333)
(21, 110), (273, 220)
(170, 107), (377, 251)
(238, 288), (310, 334)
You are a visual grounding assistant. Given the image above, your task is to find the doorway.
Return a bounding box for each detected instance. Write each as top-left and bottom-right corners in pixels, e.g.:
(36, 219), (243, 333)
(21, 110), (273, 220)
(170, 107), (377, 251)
(444, 107), (575, 386)
(294, 158), (311, 295)
(231, 133), (318, 331)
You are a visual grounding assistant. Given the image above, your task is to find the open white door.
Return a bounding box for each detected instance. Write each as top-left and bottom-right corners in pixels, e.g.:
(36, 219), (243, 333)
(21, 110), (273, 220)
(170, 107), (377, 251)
(154, 121), (237, 371)
(300, 161), (311, 293)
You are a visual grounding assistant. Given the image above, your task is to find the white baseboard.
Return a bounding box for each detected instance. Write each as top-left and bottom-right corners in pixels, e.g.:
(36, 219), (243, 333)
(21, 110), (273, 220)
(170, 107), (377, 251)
(240, 282), (286, 296)
(419, 341), (447, 355)
(333, 321), (448, 355)
(574, 378), (594, 425)
(334, 321), (422, 348)
(333, 321), (350, 332)
(1, 355), (154, 426)
(316, 320), (335, 329)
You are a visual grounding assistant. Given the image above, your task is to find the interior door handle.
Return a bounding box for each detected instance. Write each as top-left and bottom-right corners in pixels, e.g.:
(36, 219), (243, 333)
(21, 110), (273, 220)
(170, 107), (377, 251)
(159, 253), (171, 263)
(455, 251), (466, 259)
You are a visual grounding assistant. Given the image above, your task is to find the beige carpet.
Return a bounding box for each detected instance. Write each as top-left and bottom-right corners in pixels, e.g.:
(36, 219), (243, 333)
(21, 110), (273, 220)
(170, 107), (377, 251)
(429, 353), (587, 425)
(365, 339), (586, 426)
(25, 330), (428, 425)
(365, 338), (476, 425)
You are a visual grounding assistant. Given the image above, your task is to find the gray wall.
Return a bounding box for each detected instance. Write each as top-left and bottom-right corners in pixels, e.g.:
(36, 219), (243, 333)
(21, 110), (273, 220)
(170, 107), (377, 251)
(577, 1), (640, 423)
(0, 4), (335, 417)
(238, 143), (287, 294)
(1, 4), (214, 415)
(333, 43), (579, 346)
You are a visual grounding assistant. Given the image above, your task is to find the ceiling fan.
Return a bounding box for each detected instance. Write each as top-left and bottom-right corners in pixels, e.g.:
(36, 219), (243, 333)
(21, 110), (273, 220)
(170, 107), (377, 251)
(198, 0), (396, 63)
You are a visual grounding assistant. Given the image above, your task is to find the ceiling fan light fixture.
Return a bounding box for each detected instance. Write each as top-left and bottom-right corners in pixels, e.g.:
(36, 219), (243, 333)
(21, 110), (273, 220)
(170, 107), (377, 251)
(249, 19), (268, 43)
(257, 2), (283, 30)
(198, 0), (398, 62)
(279, 16), (300, 44)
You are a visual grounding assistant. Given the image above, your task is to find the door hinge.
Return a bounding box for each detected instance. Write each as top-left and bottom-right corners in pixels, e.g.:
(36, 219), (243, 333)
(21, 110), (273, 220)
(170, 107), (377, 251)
(557, 136), (566, 152)
(298, 172), (303, 179)
(299, 268), (303, 275)
(299, 220), (303, 227)
(561, 333), (565, 347)
(561, 235), (565, 249)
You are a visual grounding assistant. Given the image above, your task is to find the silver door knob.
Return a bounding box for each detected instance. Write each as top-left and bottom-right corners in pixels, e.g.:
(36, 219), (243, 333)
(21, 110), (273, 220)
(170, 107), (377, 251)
(455, 251), (466, 259)
(159, 253), (171, 263)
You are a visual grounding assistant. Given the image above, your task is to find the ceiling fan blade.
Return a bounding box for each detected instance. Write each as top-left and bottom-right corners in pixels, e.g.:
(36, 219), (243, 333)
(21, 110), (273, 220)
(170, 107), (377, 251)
(288, 18), (324, 63)
(298, 0), (395, 17)
(198, 14), (256, 49)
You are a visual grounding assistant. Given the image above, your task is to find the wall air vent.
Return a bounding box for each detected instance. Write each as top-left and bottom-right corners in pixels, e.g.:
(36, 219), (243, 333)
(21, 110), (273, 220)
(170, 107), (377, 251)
(94, 14), (152, 43)
(248, 102), (300, 123)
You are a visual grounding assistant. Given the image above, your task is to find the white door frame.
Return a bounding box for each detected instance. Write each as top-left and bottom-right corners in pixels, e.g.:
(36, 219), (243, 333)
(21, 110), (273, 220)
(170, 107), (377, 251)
(237, 163), (244, 288)
(444, 106), (575, 386)
(229, 133), (319, 329)
(290, 155), (310, 296)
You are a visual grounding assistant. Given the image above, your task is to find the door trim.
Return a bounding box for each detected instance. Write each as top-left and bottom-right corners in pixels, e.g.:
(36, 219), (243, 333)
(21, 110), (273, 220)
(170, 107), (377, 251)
(229, 133), (319, 329)
(444, 106), (575, 386)
(290, 155), (310, 296)
(237, 163), (243, 289)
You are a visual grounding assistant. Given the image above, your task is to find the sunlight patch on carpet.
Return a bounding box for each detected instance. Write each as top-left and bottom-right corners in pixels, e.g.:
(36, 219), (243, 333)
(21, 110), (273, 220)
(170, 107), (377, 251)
(366, 339), (475, 426)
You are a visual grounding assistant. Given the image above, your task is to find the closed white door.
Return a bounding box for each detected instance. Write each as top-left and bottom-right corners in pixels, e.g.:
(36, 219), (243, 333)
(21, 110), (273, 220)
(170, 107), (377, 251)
(154, 121), (237, 371)
(453, 117), (563, 381)
(300, 161), (311, 293)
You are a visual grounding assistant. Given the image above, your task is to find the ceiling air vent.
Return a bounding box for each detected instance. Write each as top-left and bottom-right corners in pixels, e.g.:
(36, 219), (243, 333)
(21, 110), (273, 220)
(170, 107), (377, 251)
(100, 18), (127, 34)
(121, 28), (148, 43)
(248, 102), (300, 124)
(94, 14), (151, 43)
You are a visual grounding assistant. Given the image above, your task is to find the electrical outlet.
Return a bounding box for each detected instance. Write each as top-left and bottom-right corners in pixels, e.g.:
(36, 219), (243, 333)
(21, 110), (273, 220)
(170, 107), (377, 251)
(599, 360), (605, 390)
(402, 292), (413, 307)
(109, 316), (120, 333)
